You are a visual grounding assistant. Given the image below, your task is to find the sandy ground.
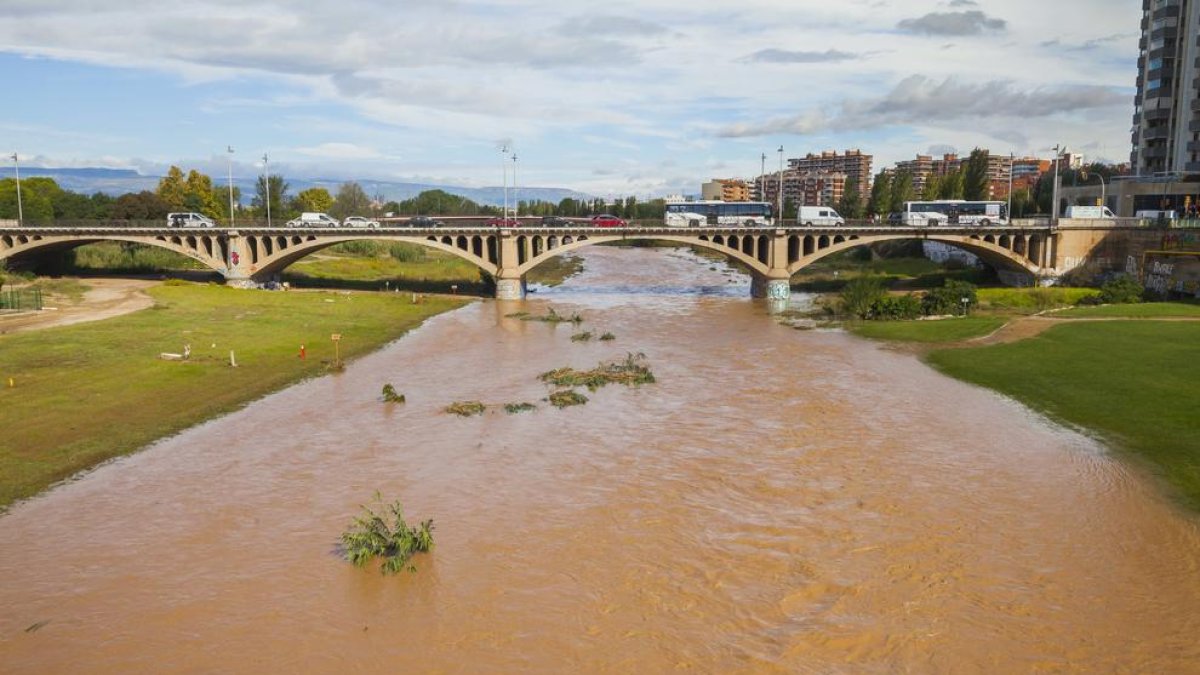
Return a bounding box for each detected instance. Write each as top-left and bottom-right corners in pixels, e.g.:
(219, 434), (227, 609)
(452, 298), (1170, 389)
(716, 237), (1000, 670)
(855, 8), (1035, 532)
(0, 278), (157, 335)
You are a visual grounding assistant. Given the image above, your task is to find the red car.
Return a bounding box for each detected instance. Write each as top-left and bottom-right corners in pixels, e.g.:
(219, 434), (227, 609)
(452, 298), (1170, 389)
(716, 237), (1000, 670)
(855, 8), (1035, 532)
(591, 214), (627, 227)
(486, 217), (522, 228)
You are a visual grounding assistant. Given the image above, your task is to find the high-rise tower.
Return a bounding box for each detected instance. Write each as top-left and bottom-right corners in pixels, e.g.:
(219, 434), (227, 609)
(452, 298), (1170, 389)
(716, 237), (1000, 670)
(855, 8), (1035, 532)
(1131, 0), (1200, 175)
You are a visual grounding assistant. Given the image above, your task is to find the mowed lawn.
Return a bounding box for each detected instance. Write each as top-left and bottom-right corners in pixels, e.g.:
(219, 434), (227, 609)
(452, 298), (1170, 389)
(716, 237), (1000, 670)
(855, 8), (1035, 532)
(0, 283), (466, 509)
(849, 317), (1006, 343)
(1055, 302), (1200, 318)
(928, 321), (1200, 508)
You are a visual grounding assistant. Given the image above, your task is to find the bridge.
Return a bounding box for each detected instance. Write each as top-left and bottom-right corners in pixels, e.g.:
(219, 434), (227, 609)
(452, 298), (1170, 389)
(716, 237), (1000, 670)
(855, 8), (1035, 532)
(1, 223), (1080, 300)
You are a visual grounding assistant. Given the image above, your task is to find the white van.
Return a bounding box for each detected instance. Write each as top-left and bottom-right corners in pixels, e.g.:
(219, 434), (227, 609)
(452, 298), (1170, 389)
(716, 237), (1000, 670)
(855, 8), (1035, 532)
(1065, 205), (1116, 219)
(285, 212), (341, 228)
(1135, 210), (1177, 221)
(797, 206), (844, 227)
(167, 212), (216, 228)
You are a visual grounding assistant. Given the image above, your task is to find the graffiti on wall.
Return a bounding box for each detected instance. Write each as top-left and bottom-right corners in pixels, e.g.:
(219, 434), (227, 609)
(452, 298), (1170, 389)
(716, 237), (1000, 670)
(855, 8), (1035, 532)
(1143, 254), (1200, 298)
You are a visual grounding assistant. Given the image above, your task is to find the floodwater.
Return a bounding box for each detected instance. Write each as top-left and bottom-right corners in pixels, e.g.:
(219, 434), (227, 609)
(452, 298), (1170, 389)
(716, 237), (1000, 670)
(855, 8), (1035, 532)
(2, 247), (1199, 673)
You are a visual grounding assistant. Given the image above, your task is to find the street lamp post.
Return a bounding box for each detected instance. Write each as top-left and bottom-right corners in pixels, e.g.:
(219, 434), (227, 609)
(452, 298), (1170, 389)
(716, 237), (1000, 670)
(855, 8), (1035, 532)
(500, 144), (509, 222)
(10, 153), (22, 226)
(1006, 152), (1013, 222)
(777, 146), (784, 224)
(512, 153), (518, 218)
(760, 152), (766, 203)
(961, 295), (970, 316)
(227, 146), (235, 227)
(262, 153), (271, 228)
(1051, 144), (1062, 226)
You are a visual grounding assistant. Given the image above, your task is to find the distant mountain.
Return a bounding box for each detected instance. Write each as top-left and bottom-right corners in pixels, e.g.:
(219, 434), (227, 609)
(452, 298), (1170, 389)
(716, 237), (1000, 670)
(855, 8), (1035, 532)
(0, 167), (593, 207)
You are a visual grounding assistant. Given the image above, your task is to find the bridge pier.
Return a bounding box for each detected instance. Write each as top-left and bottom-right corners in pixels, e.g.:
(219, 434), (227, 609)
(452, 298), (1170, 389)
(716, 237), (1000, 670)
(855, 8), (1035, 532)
(495, 276), (526, 300)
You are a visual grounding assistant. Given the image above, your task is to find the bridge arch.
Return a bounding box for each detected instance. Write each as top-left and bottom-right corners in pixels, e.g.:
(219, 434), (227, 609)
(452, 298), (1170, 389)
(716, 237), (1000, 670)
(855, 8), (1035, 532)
(785, 233), (1043, 277)
(513, 232), (772, 277)
(241, 233), (499, 280)
(0, 232), (230, 275)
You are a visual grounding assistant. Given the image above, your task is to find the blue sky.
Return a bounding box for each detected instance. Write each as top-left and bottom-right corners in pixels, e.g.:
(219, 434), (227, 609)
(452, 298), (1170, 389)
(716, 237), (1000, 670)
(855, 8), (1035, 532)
(0, 0), (1141, 197)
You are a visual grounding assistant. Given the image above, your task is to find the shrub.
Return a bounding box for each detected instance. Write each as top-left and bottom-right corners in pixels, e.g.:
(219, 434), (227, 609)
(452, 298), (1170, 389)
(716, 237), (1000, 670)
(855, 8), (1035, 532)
(332, 240), (384, 257)
(869, 294), (923, 320)
(840, 276), (887, 319)
(341, 495), (434, 575)
(381, 383), (406, 403)
(1098, 275), (1145, 304)
(923, 280), (978, 316)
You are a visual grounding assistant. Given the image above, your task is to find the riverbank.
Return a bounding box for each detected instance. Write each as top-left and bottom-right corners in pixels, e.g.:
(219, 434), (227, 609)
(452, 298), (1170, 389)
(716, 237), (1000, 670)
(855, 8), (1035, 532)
(0, 282), (467, 509)
(846, 303), (1200, 509)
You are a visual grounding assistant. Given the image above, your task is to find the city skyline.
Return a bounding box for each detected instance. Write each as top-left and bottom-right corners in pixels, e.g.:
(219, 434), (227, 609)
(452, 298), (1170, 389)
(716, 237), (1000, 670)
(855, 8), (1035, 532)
(1, 0), (1140, 195)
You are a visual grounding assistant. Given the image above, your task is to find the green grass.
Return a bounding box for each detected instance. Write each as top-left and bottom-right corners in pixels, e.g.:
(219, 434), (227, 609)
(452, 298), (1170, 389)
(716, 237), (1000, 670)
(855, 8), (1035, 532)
(1055, 302), (1200, 318)
(791, 255), (996, 293)
(928, 322), (1200, 509)
(69, 241), (206, 273)
(0, 283), (466, 509)
(977, 287), (1100, 312)
(848, 317), (1006, 343)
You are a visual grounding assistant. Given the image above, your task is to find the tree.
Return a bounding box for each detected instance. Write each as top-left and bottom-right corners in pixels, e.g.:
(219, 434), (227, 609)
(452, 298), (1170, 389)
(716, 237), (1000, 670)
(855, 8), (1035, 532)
(868, 172), (892, 216)
(938, 169), (964, 199)
(1009, 188), (1034, 218)
(331, 182), (372, 219)
(294, 187), (334, 214)
(111, 191), (171, 220)
(183, 170), (223, 219)
(963, 148), (991, 200)
(0, 178), (56, 223)
(837, 179), (864, 219)
(889, 171), (914, 214)
(921, 174), (941, 201)
(253, 174), (290, 219)
(156, 166), (188, 211)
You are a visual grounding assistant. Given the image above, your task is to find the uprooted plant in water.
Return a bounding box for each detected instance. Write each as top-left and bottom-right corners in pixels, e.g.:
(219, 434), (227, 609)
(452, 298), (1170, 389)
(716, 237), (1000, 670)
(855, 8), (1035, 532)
(506, 307), (584, 324)
(445, 401), (487, 417)
(381, 383), (406, 403)
(341, 494), (434, 575)
(539, 353), (656, 392)
(547, 390), (589, 408)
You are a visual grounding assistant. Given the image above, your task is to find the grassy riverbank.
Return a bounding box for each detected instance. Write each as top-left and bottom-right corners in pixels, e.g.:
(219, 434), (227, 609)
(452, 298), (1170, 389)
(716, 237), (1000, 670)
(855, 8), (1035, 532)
(848, 317), (1006, 343)
(927, 321), (1200, 508)
(0, 283), (467, 510)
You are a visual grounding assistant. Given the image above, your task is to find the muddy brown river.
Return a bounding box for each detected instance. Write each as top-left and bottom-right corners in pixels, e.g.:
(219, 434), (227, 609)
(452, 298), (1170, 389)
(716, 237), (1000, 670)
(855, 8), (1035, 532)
(2, 247), (1199, 673)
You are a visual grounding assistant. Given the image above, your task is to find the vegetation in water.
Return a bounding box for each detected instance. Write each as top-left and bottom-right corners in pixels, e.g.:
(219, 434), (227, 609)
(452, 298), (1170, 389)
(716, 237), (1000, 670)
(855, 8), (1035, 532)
(381, 383), (406, 403)
(571, 331), (593, 342)
(445, 401), (487, 417)
(504, 402), (537, 414)
(547, 390), (589, 409)
(540, 353), (656, 392)
(506, 307), (584, 324)
(599, 332), (616, 341)
(340, 494), (434, 575)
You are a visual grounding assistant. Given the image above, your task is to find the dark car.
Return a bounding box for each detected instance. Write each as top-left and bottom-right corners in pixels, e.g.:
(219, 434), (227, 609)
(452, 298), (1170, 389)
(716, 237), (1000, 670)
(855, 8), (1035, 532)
(541, 216), (572, 227)
(591, 214), (627, 228)
(407, 215), (443, 227)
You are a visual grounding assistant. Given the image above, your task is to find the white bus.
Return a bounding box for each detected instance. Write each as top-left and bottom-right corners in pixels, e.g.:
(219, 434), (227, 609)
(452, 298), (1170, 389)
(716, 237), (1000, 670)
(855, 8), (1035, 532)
(901, 200), (1008, 226)
(664, 201), (774, 227)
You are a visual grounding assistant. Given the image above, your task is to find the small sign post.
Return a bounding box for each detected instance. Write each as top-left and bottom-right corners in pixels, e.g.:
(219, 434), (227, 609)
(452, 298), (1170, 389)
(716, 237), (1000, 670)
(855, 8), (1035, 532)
(331, 333), (342, 367)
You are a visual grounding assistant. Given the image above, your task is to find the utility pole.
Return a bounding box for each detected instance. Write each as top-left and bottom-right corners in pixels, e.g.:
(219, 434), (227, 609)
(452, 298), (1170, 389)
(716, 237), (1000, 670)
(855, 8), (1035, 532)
(760, 152), (766, 203)
(263, 153), (271, 228)
(1007, 151), (1013, 222)
(777, 146), (784, 224)
(1051, 144), (1061, 226)
(10, 153), (22, 226)
(227, 146), (235, 227)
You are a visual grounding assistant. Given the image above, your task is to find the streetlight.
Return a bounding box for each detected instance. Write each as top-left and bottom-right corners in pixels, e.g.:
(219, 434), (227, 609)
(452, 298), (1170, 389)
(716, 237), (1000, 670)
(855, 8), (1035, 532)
(1080, 167), (1106, 211)
(262, 153), (271, 228)
(227, 146), (235, 227)
(777, 145), (784, 224)
(512, 153), (518, 218)
(1051, 144), (1063, 225)
(499, 143), (509, 222)
(10, 152), (22, 226)
(1006, 151), (1013, 222)
(760, 152), (766, 203)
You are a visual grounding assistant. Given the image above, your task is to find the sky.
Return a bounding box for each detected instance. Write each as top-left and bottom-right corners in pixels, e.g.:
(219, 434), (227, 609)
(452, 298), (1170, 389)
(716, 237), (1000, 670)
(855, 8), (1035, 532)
(0, 0), (1142, 197)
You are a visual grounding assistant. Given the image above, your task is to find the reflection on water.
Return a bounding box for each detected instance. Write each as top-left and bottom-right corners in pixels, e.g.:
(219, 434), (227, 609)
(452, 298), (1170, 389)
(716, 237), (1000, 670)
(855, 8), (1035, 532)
(1, 246), (1198, 673)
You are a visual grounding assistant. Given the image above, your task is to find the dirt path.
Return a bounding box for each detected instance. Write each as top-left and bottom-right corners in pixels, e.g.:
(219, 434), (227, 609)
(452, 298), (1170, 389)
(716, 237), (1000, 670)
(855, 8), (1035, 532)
(959, 313), (1200, 348)
(0, 278), (157, 335)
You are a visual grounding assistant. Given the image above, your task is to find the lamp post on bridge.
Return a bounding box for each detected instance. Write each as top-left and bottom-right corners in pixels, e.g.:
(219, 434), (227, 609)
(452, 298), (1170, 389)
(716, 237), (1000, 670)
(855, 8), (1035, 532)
(227, 146), (235, 227)
(760, 152), (766, 204)
(777, 146), (784, 225)
(10, 152), (22, 227)
(499, 143), (510, 222)
(262, 153), (272, 228)
(1051, 144), (1063, 226)
(512, 152), (518, 219)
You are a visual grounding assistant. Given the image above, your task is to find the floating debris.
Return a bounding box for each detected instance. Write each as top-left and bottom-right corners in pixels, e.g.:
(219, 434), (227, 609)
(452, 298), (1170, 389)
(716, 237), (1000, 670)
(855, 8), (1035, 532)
(507, 307), (583, 324)
(571, 331), (594, 343)
(599, 332), (616, 341)
(503, 402), (537, 414)
(539, 353), (656, 392)
(547, 390), (589, 409)
(341, 494), (434, 575)
(381, 383), (406, 403)
(445, 401), (487, 417)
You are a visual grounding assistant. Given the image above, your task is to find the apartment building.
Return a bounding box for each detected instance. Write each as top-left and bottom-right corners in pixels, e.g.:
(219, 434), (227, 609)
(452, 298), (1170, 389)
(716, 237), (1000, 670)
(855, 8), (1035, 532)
(701, 179), (752, 202)
(1130, 0), (1200, 174)
(756, 172), (846, 209)
(787, 150), (873, 190)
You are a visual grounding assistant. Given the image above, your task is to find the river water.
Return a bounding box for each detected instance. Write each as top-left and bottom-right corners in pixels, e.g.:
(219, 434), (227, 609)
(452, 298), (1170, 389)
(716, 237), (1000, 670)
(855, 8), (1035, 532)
(2, 247), (1199, 673)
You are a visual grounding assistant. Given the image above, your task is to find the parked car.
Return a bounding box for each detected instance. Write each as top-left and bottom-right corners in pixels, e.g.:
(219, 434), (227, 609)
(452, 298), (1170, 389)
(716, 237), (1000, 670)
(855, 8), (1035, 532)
(591, 214), (627, 228)
(486, 217), (522, 227)
(343, 216), (381, 228)
(167, 212), (216, 228)
(407, 215), (444, 227)
(541, 215), (572, 227)
(285, 212), (341, 228)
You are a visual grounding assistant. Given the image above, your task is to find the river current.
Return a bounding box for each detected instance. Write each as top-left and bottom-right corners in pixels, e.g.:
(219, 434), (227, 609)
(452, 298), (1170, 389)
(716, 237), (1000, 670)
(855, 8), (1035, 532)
(1, 246), (1198, 673)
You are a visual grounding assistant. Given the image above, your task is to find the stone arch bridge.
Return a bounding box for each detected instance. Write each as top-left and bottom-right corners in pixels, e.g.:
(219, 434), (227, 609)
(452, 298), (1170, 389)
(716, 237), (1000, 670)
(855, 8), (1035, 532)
(1, 225), (1067, 300)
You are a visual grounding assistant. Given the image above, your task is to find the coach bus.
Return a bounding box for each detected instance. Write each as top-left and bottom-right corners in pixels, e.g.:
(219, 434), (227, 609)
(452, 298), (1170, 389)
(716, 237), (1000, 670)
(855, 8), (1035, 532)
(664, 201), (774, 227)
(901, 200), (1008, 226)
